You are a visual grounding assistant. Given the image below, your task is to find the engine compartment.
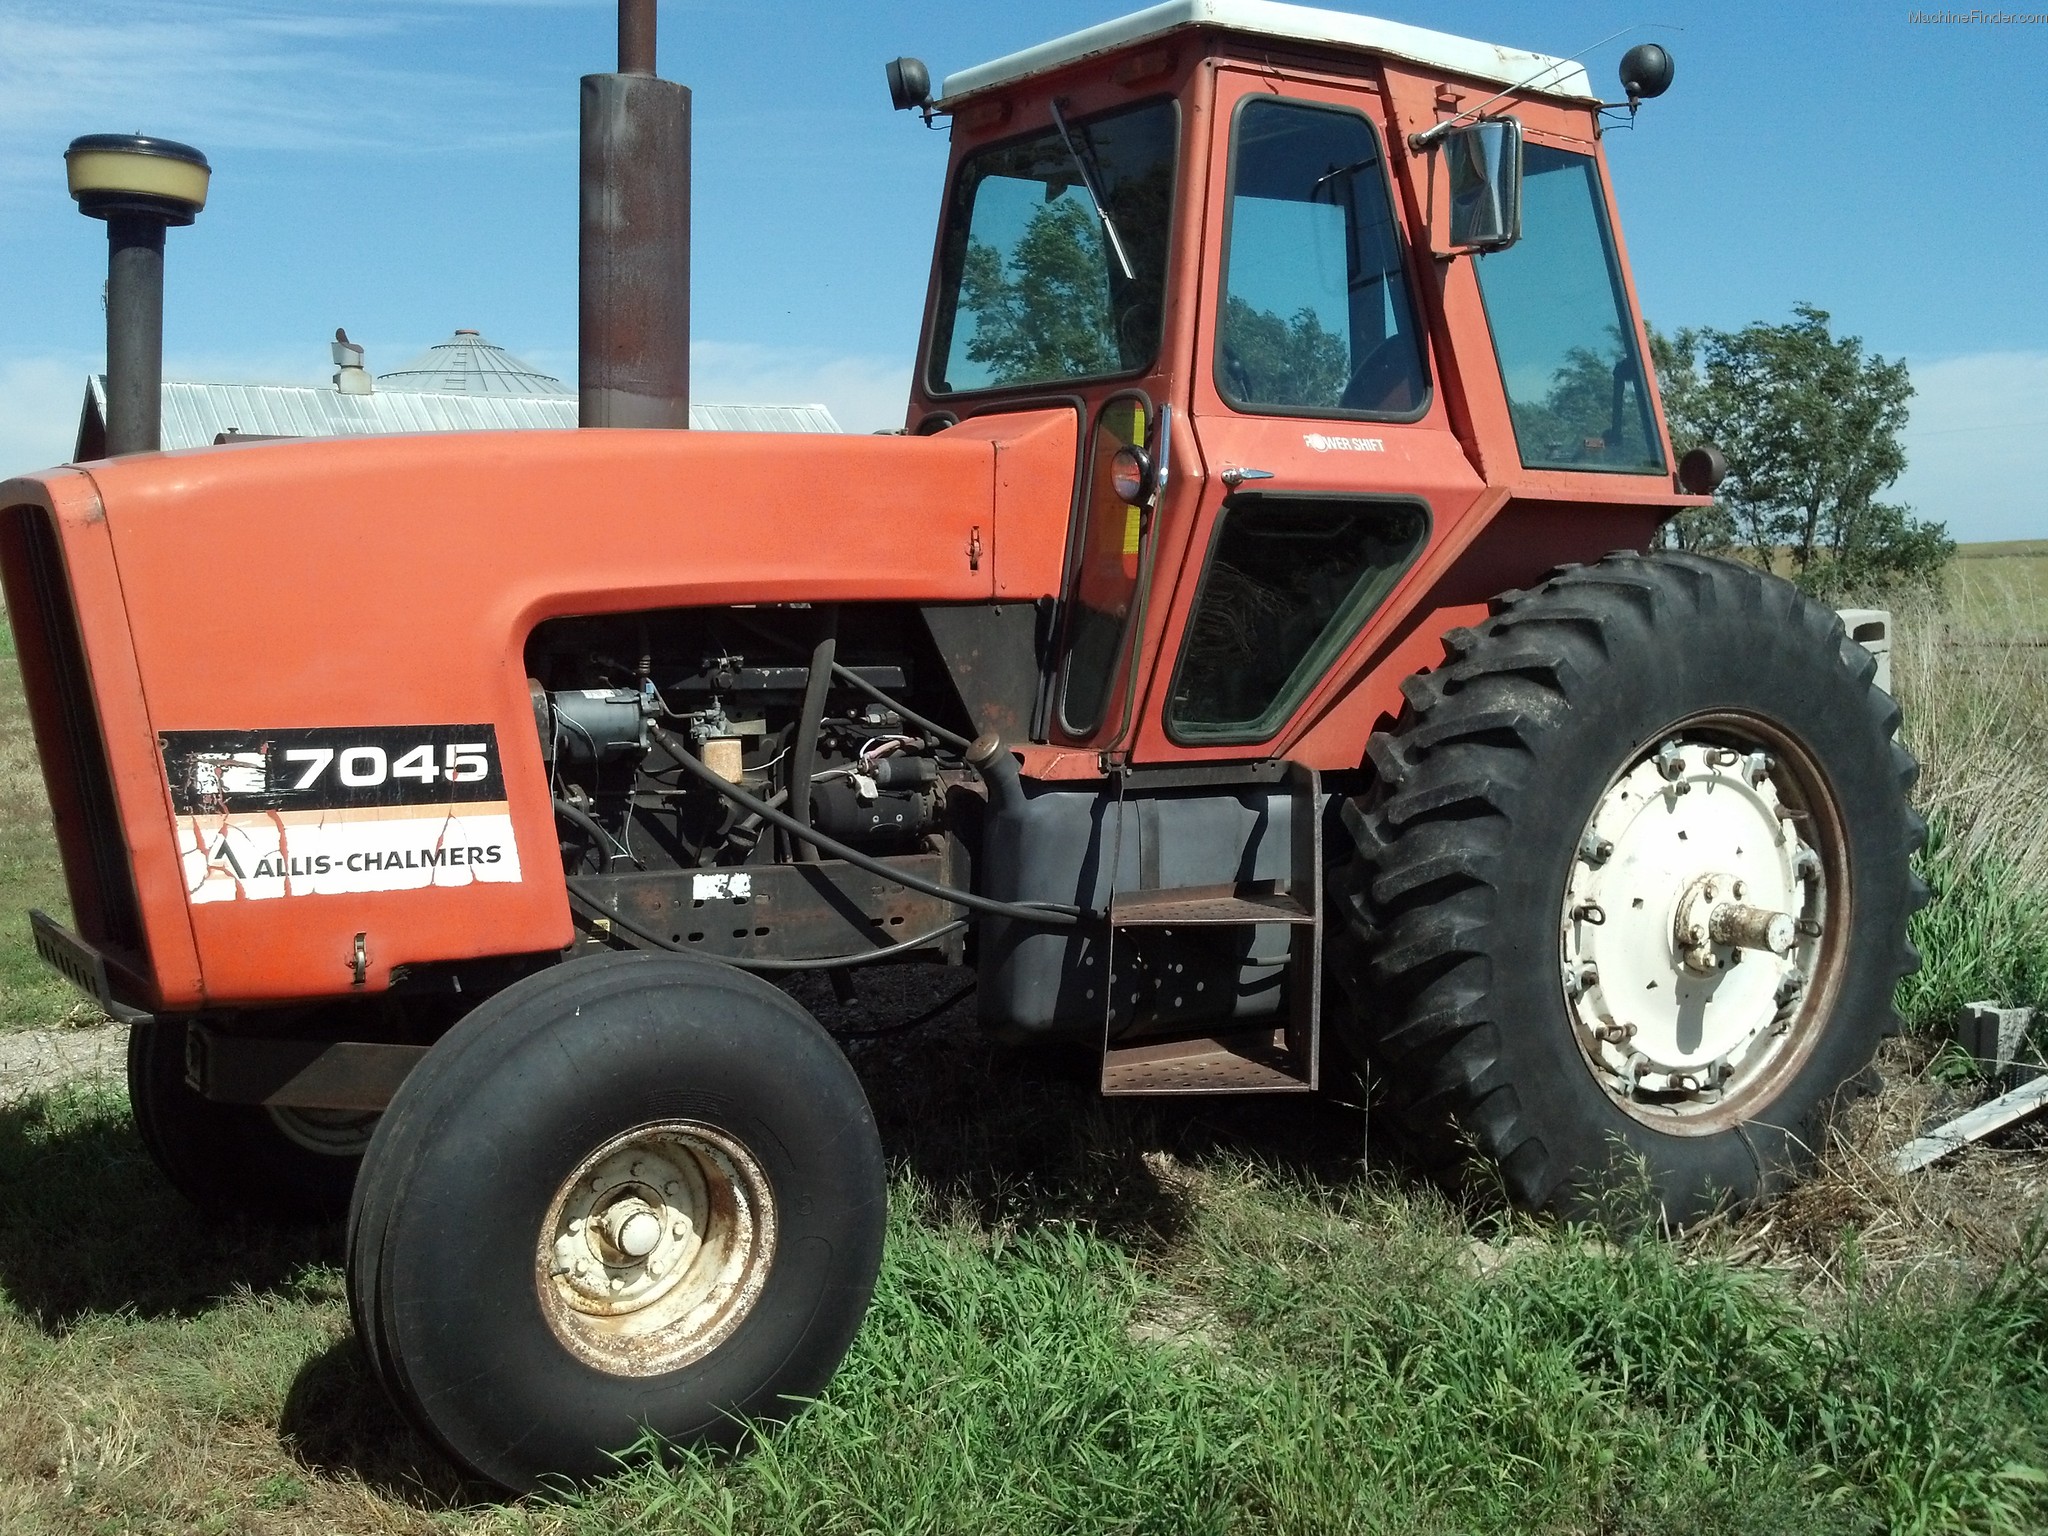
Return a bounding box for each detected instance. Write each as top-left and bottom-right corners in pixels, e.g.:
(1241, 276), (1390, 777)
(524, 603), (991, 882)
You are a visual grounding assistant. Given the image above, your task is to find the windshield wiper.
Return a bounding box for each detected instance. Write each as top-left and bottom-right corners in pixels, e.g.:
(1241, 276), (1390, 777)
(1049, 99), (1135, 282)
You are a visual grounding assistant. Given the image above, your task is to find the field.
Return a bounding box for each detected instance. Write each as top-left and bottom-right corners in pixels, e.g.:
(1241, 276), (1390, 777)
(0, 621), (94, 1031)
(0, 549), (2045, 1534)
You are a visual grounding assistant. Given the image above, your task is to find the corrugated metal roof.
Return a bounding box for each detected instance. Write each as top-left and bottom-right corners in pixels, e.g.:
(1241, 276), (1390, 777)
(688, 403), (841, 434)
(80, 377), (843, 454)
(373, 329), (573, 397)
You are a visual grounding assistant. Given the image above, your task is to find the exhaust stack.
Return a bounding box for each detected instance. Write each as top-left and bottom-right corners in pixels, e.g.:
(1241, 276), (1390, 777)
(579, 0), (691, 429)
(65, 133), (210, 457)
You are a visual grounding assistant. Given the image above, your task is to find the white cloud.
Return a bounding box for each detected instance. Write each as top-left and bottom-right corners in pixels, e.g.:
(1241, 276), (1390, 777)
(0, 1), (574, 184)
(1895, 351), (2048, 545)
(689, 341), (910, 435)
(0, 356), (95, 480)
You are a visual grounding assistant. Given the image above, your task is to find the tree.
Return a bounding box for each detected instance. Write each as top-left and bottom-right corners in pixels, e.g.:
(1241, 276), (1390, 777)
(1649, 305), (1952, 596)
(1219, 296), (1347, 408)
(1511, 331), (1659, 471)
(958, 199), (1118, 386)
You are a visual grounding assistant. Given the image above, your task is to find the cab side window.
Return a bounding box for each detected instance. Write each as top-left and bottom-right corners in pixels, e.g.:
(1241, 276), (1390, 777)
(1215, 97), (1429, 418)
(1471, 145), (1663, 473)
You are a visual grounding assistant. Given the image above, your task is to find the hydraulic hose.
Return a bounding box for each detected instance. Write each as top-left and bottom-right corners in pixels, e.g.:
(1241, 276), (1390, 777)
(828, 662), (973, 752)
(724, 611), (974, 753)
(553, 797), (623, 870)
(646, 723), (1082, 928)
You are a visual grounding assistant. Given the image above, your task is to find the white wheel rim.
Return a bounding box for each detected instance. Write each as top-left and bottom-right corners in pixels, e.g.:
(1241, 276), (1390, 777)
(1561, 721), (1840, 1129)
(535, 1121), (776, 1377)
(265, 1105), (379, 1156)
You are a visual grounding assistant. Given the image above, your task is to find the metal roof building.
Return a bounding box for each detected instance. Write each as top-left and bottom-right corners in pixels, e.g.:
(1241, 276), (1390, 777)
(73, 328), (842, 458)
(372, 329), (576, 397)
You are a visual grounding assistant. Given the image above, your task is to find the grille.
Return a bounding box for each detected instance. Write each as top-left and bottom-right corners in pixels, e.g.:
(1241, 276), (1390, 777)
(17, 507), (144, 955)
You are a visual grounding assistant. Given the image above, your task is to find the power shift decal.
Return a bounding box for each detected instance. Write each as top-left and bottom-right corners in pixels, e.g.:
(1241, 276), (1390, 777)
(160, 725), (522, 904)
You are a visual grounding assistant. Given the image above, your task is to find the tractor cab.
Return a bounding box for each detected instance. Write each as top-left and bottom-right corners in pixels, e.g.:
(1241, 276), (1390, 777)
(893, 1), (1692, 773)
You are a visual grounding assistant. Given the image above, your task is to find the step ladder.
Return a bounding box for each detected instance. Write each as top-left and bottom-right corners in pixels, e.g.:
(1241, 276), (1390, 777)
(1098, 762), (1321, 1095)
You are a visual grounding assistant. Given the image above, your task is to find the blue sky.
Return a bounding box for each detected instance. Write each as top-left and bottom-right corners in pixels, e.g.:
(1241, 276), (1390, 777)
(1, 0), (2043, 540)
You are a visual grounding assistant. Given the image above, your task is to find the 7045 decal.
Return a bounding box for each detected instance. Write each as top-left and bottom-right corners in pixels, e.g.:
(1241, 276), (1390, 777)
(279, 741), (490, 791)
(161, 725), (523, 904)
(162, 725), (506, 814)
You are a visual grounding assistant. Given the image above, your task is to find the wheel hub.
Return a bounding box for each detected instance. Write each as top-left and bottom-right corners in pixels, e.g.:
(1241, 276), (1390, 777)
(1671, 874), (1795, 975)
(536, 1121), (775, 1376)
(1562, 734), (1828, 1121)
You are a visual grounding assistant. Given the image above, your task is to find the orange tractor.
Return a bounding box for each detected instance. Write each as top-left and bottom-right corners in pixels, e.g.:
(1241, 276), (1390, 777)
(3, 0), (1921, 1491)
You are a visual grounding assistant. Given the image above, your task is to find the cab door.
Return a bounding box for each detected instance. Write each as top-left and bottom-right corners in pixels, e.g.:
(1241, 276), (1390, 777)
(1129, 67), (1489, 766)
(1045, 389), (1163, 751)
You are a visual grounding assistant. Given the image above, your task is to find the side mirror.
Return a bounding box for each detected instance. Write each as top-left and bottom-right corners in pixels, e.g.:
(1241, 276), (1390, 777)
(1445, 118), (1523, 253)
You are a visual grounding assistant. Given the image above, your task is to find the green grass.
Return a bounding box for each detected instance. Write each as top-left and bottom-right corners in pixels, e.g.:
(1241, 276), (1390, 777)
(1, 557), (2045, 1531)
(0, 618), (88, 1031)
(1890, 556), (2048, 1043)
(2, 1079), (2045, 1535)
(1900, 814), (2048, 1031)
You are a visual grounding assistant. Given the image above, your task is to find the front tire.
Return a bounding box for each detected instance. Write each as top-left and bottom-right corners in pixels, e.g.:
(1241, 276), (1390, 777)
(345, 951), (887, 1492)
(1331, 552), (1925, 1224)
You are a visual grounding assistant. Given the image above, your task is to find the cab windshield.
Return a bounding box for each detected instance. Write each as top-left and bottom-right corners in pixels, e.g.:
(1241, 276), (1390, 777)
(928, 99), (1178, 395)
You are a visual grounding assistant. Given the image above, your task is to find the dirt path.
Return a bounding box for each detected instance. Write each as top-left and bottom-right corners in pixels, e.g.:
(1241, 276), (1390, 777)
(0, 1024), (125, 1107)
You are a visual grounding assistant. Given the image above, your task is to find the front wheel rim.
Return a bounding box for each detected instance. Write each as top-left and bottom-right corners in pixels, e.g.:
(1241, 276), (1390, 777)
(535, 1121), (777, 1377)
(1559, 712), (1850, 1134)
(266, 1105), (379, 1156)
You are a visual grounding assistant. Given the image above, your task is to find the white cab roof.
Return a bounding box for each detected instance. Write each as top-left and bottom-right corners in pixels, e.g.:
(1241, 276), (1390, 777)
(938, 0), (1595, 105)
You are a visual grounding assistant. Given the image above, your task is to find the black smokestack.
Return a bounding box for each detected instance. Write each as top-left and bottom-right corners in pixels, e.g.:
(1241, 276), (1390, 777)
(579, 0), (691, 429)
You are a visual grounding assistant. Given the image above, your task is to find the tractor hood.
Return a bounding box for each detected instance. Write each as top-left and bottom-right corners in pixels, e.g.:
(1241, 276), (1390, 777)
(0, 410), (1076, 1008)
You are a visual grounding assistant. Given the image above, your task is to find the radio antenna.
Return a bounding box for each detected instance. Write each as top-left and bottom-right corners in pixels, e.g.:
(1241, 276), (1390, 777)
(1407, 25), (1651, 150)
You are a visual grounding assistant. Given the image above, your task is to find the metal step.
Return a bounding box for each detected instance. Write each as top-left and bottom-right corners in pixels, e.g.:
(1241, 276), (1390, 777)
(1100, 1028), (1314, 1095)
(1109, 883), (1314, 927)
(1098, 762), (1322, 1096)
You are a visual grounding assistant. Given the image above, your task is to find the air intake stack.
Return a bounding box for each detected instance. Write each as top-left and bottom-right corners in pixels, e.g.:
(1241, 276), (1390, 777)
(65, 133), (210, 457)
(579, 0), (691, 429)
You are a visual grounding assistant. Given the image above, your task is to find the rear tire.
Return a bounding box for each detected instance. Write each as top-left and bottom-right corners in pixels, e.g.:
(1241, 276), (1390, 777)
(1330, 552), (1925, 1224)
(345, 951), (887, 1492)
(128, 1018), (368, 1221)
